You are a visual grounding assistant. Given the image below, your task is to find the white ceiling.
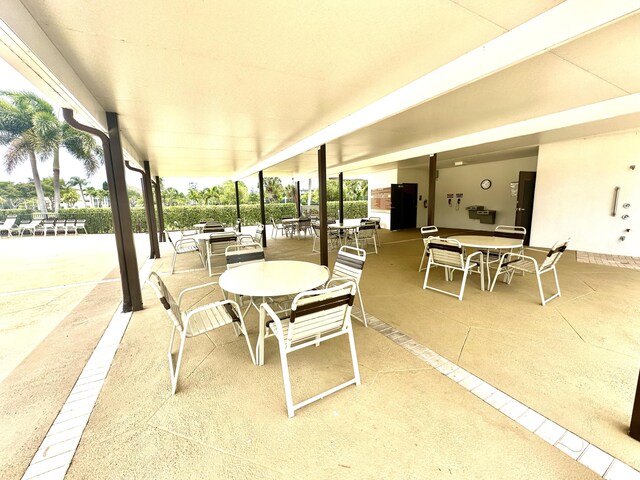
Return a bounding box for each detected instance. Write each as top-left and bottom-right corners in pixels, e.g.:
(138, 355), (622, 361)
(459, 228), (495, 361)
(1, 0), (639, 181)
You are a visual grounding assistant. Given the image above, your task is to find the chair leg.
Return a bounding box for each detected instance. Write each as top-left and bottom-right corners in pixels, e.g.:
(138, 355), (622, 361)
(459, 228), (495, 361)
(459, 270), (469, 300)
(168, 327), (186, 394)
(347, 327), (361, 386)
(355, 284), (367, 327)
(418, 248), (427, 272)
(171, 251), (177, 274)
(277, 342), (295, 417)
(236, 321), (256, 365)
(422, 260), (432, 289)
(536, 271), (546, 306)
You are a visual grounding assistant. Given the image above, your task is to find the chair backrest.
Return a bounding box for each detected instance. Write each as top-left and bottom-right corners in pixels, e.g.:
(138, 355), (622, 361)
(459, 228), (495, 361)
(208, 232), (238, 254)
(494, 225), (526, 240)
(332, 245), (366, 283)
(146, 272), (183, 330)
(540, 239), (570, 271)
(1, 215), (17, 228)
(357, 221), (376, 238)
(427, 237), (464, 268)
(43, 219), (55, 226)
(368, 217), (381, 227)
(287, 281), (357, 346)
(76, 219), (86, 227)
(225, 243), (265, 268)
(253, 224), (264, 243)
(204, 223), (225, 233)
(421, 225), (439, 245)
(65, 219), (76, 226)
(298, 218), (311, 229)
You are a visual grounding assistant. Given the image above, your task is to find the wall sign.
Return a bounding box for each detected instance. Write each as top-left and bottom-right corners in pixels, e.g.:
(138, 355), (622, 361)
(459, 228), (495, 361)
(371, 188), (391, 211)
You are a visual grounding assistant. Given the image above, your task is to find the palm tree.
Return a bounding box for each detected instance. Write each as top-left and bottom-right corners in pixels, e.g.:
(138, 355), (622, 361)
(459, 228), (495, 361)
(32, 106), (103, 213)
(0, 90), (50, 213)
(68, 176), (89, 206)
(263, 177), (283, 203)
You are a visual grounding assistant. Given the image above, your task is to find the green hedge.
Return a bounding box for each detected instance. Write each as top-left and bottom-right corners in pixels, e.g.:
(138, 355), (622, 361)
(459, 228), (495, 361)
(0, 201), (368, 234)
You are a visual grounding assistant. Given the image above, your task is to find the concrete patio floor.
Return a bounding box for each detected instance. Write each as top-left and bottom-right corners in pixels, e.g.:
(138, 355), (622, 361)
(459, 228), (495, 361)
(0, 228), (638, 479)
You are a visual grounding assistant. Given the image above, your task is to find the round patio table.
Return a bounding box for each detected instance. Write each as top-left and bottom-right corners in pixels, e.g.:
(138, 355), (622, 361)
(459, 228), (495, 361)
(220, 260), (330, 364)
(219, 260), (329, 299)
(448, 234), (523, 285)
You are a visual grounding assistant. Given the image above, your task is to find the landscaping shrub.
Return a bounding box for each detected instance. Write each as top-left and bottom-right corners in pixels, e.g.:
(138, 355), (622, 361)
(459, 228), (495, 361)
(0, 201), (368, 234)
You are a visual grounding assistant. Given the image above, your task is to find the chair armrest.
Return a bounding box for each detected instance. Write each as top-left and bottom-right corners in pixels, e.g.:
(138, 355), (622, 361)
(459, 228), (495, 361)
(177, 281), (219, 306)
(175, 237), (199, 249)
(465, 250), (483, 267)
(184, 298), (241, 323)
(499, 252), (540, 270)
(260, 302), (284, 338)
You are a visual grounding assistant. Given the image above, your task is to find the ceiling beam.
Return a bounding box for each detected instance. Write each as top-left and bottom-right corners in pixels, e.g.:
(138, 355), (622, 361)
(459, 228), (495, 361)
(328, 93), (640, 175)
(235, 0), (640, 181)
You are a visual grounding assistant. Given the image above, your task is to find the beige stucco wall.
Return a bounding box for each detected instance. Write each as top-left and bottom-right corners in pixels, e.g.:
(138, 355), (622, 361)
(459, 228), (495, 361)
(434, 157), (538, 231)
(531, 130), (640, 255)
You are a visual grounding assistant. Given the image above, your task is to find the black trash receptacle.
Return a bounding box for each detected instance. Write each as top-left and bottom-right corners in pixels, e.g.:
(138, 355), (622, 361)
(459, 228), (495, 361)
(477, 210), (496, 224)
(466, 205), (484, 219)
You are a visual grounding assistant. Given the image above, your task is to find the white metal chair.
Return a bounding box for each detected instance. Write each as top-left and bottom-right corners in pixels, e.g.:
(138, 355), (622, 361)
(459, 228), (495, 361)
(487, 225), (527, 269)
(490, 238), (569, 306)
(39, 218), (56, 236)
(18, 219), (42, 236)
(422, 237), (484, 300)
(352, 221), (378, 254)
(75, 219), (88, 234)
(165, 230), (205, 274)
(207, 232), (239, 276)
(239, 223), (264, 245)
(64, 219), (78, 235)
(327, 246), (368, 326)
(271, 217), (286, 239)
(257, 281), (360, 417)
(368, 216), (381, 245)
(418, 225), (439, 272)
(0, 215), (18, 237)
(146, 272), (256, 394)
(224, 242), (265, 312)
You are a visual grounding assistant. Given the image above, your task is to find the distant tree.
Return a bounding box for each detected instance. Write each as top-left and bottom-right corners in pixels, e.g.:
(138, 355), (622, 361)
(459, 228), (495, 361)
(0, 90), (50, 212)
(283, 184), (298, 205)
(61, 187), (79, 208)
(68, 176), (89, 206)
(263, 177), (284, 203)
(219, 180), (248, 205)
(127, 187), (142, 207)
(161, 187), (186, 206)
(186, 183), (201, 205)
(201, 186), (221, 205)
(94, 189), (109, 207)
(345, 179), (368, 200)
(247, 190), (260, 204)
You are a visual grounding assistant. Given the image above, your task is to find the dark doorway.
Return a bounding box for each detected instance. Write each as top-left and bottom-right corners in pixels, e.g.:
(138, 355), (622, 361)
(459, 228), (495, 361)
(390, 183), (418, 230)
(515, 171), (536, 245)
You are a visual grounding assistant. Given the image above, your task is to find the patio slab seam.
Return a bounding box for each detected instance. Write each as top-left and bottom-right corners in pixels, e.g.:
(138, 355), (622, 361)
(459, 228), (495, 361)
(20, 257), (156, 480)
(364, 312), (640, 480)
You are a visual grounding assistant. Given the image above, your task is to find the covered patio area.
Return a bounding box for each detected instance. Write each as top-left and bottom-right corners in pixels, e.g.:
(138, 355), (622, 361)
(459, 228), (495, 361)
(1, 229), (638, 479)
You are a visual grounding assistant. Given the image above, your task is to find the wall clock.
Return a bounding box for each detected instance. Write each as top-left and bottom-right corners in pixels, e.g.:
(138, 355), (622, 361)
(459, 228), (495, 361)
(480, 179), (492, 190)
